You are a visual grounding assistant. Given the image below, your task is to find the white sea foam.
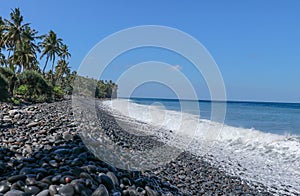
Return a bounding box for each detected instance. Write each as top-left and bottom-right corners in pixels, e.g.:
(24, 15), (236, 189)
(102, 99), (300, 195)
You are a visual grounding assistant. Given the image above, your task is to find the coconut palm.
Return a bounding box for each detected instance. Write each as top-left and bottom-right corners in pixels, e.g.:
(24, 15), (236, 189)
(0, 17), (5, 60)
(55, 59), (70, 85)
(9, 26), (40, 72)
(59, 44), (71, 60)
(3, 8), (29, 65)
(40, 30), (63, 74)
(11, 41), (37, 72)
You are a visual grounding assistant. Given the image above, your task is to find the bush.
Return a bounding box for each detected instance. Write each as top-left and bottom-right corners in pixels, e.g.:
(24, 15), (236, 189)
(15, 84), (28, 97)
(10, 97), (20, 105)
(53, 86), (65, 100)
(0, 67), (14, 79)
(0, 67), (16, 97)
(0, 73), (9, 101)
(16, 70), (52, 102)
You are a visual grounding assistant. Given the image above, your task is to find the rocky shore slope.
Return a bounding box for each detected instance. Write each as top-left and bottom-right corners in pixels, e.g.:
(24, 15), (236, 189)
(0, 100), (272, 195)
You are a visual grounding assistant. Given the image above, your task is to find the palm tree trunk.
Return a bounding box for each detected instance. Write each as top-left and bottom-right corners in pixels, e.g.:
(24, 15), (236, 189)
(43, 57), (49, 74)
(51, 57), (55, 86)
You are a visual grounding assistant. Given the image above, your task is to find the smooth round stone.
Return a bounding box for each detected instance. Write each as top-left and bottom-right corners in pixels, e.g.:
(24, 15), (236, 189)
(36, 173), (44, 181)
(63, 132), (73, 141)
(34, 182), (49, 190)
(53, 148), (70, 155)
(24, 186), (40, 195)
(112, 192), (121, 196)
(0, 183), (10, 193)
(25, 177), (37, 185)
(145, 186), (157, 196)
(36, 190), (49, 196)
(99, 174), (114, 190)
(19, 167), (32, 175)
(92, 184), (109, 196)
(49, 185), (58, 195)
(84, 179), (93, 188)
(58, 184), (74, 196)
(72, 181), (86, 193)
(49, 160), (59, 168)
(106, 172), (119, 187)
(121, 178), (131, 186)
(7, 175), (26, 183)
(51, 175), (62, 184)
(3, 190), (24, 196)
(79, 172), (92, 180)
(82, 165), (98, 173)
(71, 158), (82, 166)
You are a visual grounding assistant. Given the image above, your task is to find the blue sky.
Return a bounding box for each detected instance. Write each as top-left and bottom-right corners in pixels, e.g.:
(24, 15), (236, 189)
(1, 1), (300, 102)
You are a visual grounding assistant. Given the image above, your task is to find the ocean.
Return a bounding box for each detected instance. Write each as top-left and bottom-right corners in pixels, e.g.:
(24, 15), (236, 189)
(129, 97), (300, 136)
(102, 98), (300, 194)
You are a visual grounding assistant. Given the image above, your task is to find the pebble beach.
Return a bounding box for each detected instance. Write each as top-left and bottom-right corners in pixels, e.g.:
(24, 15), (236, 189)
(0, 100), (273, 195)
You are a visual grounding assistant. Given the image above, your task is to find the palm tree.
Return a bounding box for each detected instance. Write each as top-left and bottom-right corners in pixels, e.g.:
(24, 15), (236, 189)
(3, 8), (30, 68)
(40, 30), (63, 74)
(59, 44), (71, 60)
(55, 59), (70, 85)
(0, 17), (6, 65)
(9, 26), (40, 72)
(11, 40), (37, 72)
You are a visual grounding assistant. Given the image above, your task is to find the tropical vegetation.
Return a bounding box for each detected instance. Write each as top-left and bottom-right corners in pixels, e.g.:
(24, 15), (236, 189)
(0, 8), (117, 104)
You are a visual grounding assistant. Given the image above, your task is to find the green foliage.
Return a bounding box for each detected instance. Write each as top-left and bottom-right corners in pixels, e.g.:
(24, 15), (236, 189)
(73, 76), (117, 99)
(0, 73), (9, 101)
(10, 97), (20, 105)
(0, 67), (14, 78)
(0, 8), (117, 103)
(0, 67), (17, 96)
(14, 84), (28, 96)
(53, 85), (65, 100)
(16, 70), (52, 102)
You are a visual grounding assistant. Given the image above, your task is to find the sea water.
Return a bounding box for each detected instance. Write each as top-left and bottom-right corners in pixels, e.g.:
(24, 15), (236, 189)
(103, 98), (300, 194)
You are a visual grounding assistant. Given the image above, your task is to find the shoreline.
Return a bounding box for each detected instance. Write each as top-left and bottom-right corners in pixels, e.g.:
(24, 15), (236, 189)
(0, 100), (274, 195)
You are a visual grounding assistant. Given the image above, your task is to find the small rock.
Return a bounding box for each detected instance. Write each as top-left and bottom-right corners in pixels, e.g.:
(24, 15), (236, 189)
(99, 174), (114, 190)
(3, 190), (24, 196)
(7, 175), (26, 183)
(49, 185), (58, 196)
(24, 186), (40, 195)
(145, 186), (157, 196)
(0, 183), (10, 193)
(106, 172), (119, 187)
(63, 132), (73, 141)
(36, 190), (50, 196)
(49, 160), (59, 168)
(58, 184), (74, 196)
(92, 184), (109, 196)
(26, 122), (39, 128)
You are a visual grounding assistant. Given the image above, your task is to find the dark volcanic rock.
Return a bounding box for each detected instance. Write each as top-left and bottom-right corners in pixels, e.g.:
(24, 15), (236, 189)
(92, 184), (109, 196)
(58, 184), (74, 196)
(0, 100), (274, 196)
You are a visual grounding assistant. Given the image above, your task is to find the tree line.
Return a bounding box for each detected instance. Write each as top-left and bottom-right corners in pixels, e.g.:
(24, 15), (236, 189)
(0, 8), (117, 103)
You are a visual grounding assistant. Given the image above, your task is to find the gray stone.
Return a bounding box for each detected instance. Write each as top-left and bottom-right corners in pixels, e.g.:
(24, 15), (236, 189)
(24, 186), (40, 195)
(26, 122), (39, 128)
(58, 184), (74, 196)
(99, 174), (114, 190)
(106, 172), (119, 187)
(63, 132), (73, 141)
(145, 186), (157, 196)
(92, 184), (109, 196)
(49, 185), (58, 196)
(36, 190), (50, 196)
(0, 183), (10, 193)
(7, 175), (26, 183)
(3, 190), (24, 196)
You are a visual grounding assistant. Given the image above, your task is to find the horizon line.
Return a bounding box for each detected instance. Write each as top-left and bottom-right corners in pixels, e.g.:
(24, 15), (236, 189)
(117, 96), (300, 105)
